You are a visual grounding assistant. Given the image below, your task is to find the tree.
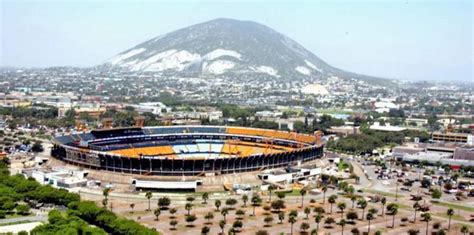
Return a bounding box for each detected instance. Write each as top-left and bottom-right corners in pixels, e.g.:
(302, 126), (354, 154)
(264, 215), (273, 227)
(16, 204), (30, 215)
(338, 202), (347, 218)
(251, 195), (262, 216)
(460, 225), (469, 235)
(215, 199), (222, 211)
(205, 212), (214, 224)
(407, 229), (420, 235)
(300, 188), (307, 208)
(145, 191), (153, 211)
(129, 203), (135, 214)
(446, 208), (454, 230)
(169, 207), (177, 218)
(422, 213), (432, 235)
(339, 219), (346, 235)
(256, 230), (269, 235)
(380, 197), (387, 216)
(268, 185), (276, 203)
(387, 203), (399, 228)
(322, 186), (328, 204)
(187, 196), (196, 203)
(413, 202), (420, 223)
(431, 189), (442, 199)
(102, 188), (110, 208)
(221, 207), (229, 221)
(351, 228), (360, 235)
(304, 207), (311, 219)
(232, 220), (243, 232)
(153, 208), (161, 221)
(170, 220), (178, 230)
(31, 141), (44, 152)
(242, 194), (249, 207)
(325, 217), (335, 228)
(328, 195), (338, 213)
(185, 214), (197, 227)
(219, 220), (226, 234)
(346, 210), (358, 222)
(202, 192), (209, 204)
(357, 199), (368, 220)
(225, 198), (237, 208)
(271, 199), (285, 212)
(350, 194), (357, 208)
(201, 226), (210, 235)
(300, 222), (310, 233)
(366, 213), (375, 234)
(315, 213), (323, 231)
(185, 203), (193, 215)
(235, 209), (245, 219)
(278, 211), (285, 224)
(288, 214), (297, 235)
(158, 197), (171, 209)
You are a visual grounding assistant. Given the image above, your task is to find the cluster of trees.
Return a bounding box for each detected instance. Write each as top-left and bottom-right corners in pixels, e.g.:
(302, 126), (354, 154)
(327, 128), (431, 155)
(0, 158), (157, 235)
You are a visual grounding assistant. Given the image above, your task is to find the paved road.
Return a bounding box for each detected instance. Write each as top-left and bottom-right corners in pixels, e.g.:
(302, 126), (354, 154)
(0, 215), (47, 225)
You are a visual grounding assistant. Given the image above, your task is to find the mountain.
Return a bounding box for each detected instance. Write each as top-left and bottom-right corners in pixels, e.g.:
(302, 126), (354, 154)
(102, 18), (391, 85)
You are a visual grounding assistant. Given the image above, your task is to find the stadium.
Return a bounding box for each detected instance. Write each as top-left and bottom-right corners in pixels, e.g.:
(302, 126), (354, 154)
(51, 126), (324, 176)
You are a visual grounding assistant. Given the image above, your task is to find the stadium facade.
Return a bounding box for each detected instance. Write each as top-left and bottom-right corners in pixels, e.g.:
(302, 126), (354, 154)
(51, 126), (324, 176)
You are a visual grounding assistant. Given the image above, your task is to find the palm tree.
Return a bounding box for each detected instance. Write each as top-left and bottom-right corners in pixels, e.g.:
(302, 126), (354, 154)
(357, 199), (368, 220)
(322, 186), (328, 204)
(446, 208), (454, 230)
(251, 195), (262, 216)
(350, 194), (357, 208)
(304, 207), (311, 219)
(219, 220), (226, 234)
(366, 213), (374, 234)
(145, 191), (153, 211)
(268, 185), (276, 203)
(221, 207), (229, 221)
(380, 197), (386, 216)
(288, 215), (297, 235)
(387, 203), (399, 228)
(422, 213), (432, 235)
(339, 219), (346, 235)
(242, 194), (249, 207)
(215, 199), (222, 211)
(460, 225), (469, 235)
(202, 192), (209, 204)
(185, 202), (193, 215)
(129, 203), (135, 214)
(413, 202), (420, 223)
(315, 213), (323, 232)
(338, 202), (347, 218)
(300, 188), (307, 208)
(278, 211), (285, 224)
(328, 195), (338, 213)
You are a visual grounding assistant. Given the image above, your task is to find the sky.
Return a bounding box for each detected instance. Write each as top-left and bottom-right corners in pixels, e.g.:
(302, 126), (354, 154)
(1, 0), (472, 81)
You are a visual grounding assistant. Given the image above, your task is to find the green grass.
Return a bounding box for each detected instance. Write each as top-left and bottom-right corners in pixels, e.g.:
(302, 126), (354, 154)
(431, 200), (474, 212)
(362, 189), (403, 198)
(434, 212), (466, 222)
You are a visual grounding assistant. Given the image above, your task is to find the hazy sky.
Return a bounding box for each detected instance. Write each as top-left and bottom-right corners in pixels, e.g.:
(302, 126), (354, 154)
(1, 0), (472, 81)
